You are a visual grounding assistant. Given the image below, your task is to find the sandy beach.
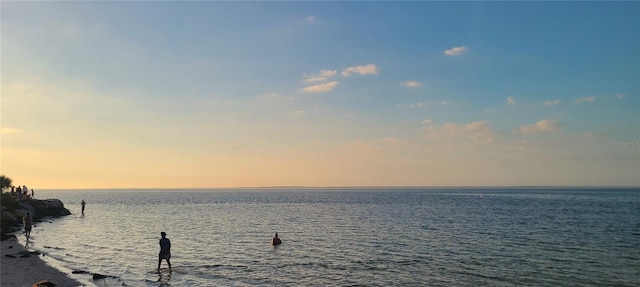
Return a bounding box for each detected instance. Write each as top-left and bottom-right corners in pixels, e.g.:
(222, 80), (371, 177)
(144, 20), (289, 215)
(1, 236), (84, 287)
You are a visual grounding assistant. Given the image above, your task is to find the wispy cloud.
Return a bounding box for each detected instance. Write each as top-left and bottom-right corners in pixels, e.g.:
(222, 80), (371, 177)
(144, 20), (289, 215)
(300, 81), (338, 93)
(305, 16), (315, 23)
(289, 110), (305, 116)
(444, 46), (468, 56)
(513, 120), (561, 135)
(303, 69), (337, 82)
(399, 100), (450, 109)
(580, 132), (596, 139)
(341, 64), (378, 77)
(401, 81), (422, 88)
(574, 96), (595, 104)
(507, 96), (516, 106)
(398, 101), (430, 108)
(604, 93), (625, 100)
(1, 127), (22, 135)
(544, 99), (561, 107)
(425, 120), (495, 146)
(253, 93), (294, 102)
(421, 119), (433, 125)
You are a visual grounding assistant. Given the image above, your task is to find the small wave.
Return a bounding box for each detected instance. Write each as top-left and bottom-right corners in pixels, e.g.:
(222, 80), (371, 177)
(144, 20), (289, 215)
(421, 225), (437, 230)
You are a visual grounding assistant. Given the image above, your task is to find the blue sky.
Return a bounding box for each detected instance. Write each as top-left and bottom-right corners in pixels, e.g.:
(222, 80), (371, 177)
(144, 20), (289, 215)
(1, 2), (638, 188)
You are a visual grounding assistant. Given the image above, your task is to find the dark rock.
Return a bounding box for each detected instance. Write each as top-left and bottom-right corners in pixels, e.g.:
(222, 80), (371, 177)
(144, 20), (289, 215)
(1, 210), (20, 232)
(32, 280), (57, 287)
(1, 198), (72, 240)
(20, 199), (72, 220)
(5, 254), (16, 258)
(72, 270), (89, 274)
(92, 273), (107, 280)
(8, 245), (13, 249)
(44, 246), (64, 250)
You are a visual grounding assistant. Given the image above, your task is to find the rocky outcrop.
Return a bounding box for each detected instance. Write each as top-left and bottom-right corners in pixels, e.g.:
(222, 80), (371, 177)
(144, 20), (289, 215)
(19, 199), (71, 219)
(1, 197), (71, 240)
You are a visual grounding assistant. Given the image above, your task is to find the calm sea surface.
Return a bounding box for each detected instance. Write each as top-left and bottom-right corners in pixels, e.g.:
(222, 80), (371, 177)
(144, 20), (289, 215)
(21, 188), (640, 286)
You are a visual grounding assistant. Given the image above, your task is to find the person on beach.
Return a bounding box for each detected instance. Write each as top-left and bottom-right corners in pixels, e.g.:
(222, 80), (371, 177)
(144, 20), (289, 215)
(158, 232), (172, 272)
(271, 233), (282, 246)
(23, 212), (33, 241)
(81, 199), (86, 214)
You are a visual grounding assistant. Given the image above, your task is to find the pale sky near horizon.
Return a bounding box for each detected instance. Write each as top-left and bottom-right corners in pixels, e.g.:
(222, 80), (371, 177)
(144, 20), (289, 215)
(1, 2), (639, 188)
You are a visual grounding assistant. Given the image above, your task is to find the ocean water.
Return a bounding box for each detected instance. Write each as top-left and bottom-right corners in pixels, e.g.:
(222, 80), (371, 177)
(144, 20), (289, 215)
(21, 188), (640, 287)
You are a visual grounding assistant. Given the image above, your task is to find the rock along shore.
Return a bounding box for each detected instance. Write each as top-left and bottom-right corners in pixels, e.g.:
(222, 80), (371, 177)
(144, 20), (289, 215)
(1, 196), (71, 240)
(0, 195), (84, 286)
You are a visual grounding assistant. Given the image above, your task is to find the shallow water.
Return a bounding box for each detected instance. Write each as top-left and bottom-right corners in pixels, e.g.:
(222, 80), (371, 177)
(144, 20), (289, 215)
(24, 188), (640, 286)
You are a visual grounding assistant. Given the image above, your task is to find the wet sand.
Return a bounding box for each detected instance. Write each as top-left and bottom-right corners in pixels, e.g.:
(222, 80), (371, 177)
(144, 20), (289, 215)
(1, 236), (84, 287)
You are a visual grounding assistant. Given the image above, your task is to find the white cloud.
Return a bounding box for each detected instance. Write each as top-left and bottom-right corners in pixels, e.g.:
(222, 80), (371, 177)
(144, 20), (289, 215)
(303, 76), (326, 82)
(300, 81), (338, 93)
(341, 64), (378, 77)
(1, 127), (22, 134)
(303, 69), (337, 82)
(398, 101), (430, 108)
(574, 96), (595, 104)
(544, 99), (561, 107)
(507, 96), (516, 106)
(615, 93), (625, 99)
(514, 120), (561, 135)
(465, 121), (488, 131)
(421, 119), (433, 125)
(444, 46), (468, 56)
(319, 69), (337, 77)
(289, 110), (305, 116)
(306, 16), (315, 23)
(401, 81), (422, 88)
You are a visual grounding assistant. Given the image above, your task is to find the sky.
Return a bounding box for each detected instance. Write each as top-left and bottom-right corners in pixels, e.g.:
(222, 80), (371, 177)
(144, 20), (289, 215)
(1, 2), (639, 188)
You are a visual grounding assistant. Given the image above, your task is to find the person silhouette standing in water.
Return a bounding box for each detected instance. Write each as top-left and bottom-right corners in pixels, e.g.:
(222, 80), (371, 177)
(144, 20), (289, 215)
(81, 199), (86, 214)
(23, 212), (33, 241)
(158, 232), (172, 272)
(271, 233), (282, 246)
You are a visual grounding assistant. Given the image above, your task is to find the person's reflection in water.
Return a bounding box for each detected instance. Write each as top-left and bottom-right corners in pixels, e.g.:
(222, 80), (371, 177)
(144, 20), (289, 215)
(157, 269), (172, 286)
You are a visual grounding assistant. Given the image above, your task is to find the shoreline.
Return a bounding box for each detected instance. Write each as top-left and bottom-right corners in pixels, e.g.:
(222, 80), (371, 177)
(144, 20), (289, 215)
(1, 236), (85, 287)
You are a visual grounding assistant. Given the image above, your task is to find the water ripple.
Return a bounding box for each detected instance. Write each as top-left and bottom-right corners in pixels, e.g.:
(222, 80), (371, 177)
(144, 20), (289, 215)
(25, 188), (640, 287)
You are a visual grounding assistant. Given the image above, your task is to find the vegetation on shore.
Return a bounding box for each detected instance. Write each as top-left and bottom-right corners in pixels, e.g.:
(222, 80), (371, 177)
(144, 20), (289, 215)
(0, 175), (12, 190)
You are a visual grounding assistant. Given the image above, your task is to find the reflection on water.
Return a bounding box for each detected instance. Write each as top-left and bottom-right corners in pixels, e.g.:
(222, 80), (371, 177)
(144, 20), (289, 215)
(27, 188), (640, 287)
(157, 269), (171, 286)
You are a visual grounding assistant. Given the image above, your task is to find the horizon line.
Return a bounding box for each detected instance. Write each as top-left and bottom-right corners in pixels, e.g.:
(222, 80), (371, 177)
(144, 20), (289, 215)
(33, 185), (640, 190)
